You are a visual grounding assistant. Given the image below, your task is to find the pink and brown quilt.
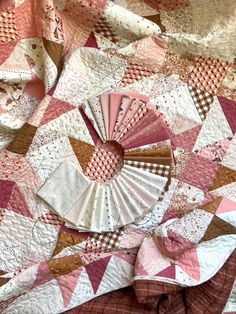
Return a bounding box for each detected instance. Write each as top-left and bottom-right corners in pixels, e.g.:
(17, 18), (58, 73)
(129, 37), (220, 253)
(0, 0), (236, 313)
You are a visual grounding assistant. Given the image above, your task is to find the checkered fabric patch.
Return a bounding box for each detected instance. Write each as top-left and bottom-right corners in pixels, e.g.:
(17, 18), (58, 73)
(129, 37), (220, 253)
(0, 11), (19, 43)
(94, 16), (118, 43)
(188, 56), (229, 94)
(85, 147), (123, 183)
(121, 63), (155, 87)
(86, 229), (123, 253)
(38, 213), (64, 226)
(188, 85), (214, 121)
(124, 160), (170, 178)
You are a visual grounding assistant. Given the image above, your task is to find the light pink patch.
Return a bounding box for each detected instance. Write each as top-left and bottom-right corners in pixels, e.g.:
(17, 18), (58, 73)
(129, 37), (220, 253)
(114, 251), (136, 266)
(0, 151), (41, 188)
(135, 260), (149, 276)
(0, 40), (17, 65)
(0, 0), (14, 12)
(109, 93), (123, 139)
(100, 94), (110, 140)
(176, 245), (200, 280)
(135, 237), (171, 277)
(112, 96), (133, 140)
(114, 99), (146, 142)
(133, 36), (168, 70)
(196, 137), (232, 162)
(217, 198), (236, 214)
(15, 0), (42, 39)
(58, 267), (82, 307)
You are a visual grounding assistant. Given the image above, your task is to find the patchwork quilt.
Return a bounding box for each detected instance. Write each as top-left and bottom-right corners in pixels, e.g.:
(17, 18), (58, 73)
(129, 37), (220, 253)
(0, 0), (236, 313)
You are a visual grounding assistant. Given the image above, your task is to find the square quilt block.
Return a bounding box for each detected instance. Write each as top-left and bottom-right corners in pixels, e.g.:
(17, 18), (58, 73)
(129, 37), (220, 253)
(188, 57), (229, 94)
(180, 153), (218, 191)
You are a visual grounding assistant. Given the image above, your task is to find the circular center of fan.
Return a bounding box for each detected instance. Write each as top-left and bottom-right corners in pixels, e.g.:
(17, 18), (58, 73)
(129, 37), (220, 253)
(85, 141), (124, 183)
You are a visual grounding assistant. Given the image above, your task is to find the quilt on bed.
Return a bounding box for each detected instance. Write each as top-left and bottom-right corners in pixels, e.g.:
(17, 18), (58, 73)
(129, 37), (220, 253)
(0, 0), (236, 313)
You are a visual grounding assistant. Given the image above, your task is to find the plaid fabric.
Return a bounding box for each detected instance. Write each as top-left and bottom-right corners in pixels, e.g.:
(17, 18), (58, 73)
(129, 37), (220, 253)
(188, 85), (214, 121)
(65, 287), (156, 314)
(67, 251), (236, 314)
(94, 16), (118, 43)
(85, 229), (123, 253)
(134, 250), (236, 313)
(124, 160), (170, 178)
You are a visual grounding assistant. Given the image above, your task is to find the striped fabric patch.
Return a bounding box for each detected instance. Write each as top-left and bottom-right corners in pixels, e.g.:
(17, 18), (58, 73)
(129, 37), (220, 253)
(124, 160), (170, 178)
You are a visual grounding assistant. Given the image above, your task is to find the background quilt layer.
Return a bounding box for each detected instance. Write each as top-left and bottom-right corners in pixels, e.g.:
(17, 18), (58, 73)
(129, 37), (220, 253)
(0, 0), (236, 313)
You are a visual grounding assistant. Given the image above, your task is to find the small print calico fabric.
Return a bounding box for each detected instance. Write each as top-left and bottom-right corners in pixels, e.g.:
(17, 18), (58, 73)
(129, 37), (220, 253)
(0, 1), (236, 313)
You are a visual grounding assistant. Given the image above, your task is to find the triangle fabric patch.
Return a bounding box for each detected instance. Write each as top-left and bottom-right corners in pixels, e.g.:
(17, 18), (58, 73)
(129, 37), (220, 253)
(218, 96), (236, 133)
(48, 254), (83, 278)
(53, 229), (84, 257)
(85, 256), (111, 294)
(41, 98), (75, 125)
(0, 41), (17, 65)
(200, 197), (223, 214)
(0, 180), (14, 207)
(69, 137), (94, 172)
(176, 245), (200, 280)
(217, 198), (236, 214)
(42, 37), (63, 71)
(200, 215), (236, 243)
(8, 183), (32, 218)
(85, 32), (98, 48)
(156, 264), (176, 279)
(57, 267), (82, 307)
(33, 262), (55, 289)
(135, 261), (149, 276)
(209, 164), (236, 191)
(176, 246), (201, 280)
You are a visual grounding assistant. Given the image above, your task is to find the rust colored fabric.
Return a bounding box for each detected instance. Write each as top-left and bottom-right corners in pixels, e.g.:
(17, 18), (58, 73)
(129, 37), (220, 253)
(6, 123), (37, 155)
(42, 37), (64, 71)
(69, 137), (95, 172)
